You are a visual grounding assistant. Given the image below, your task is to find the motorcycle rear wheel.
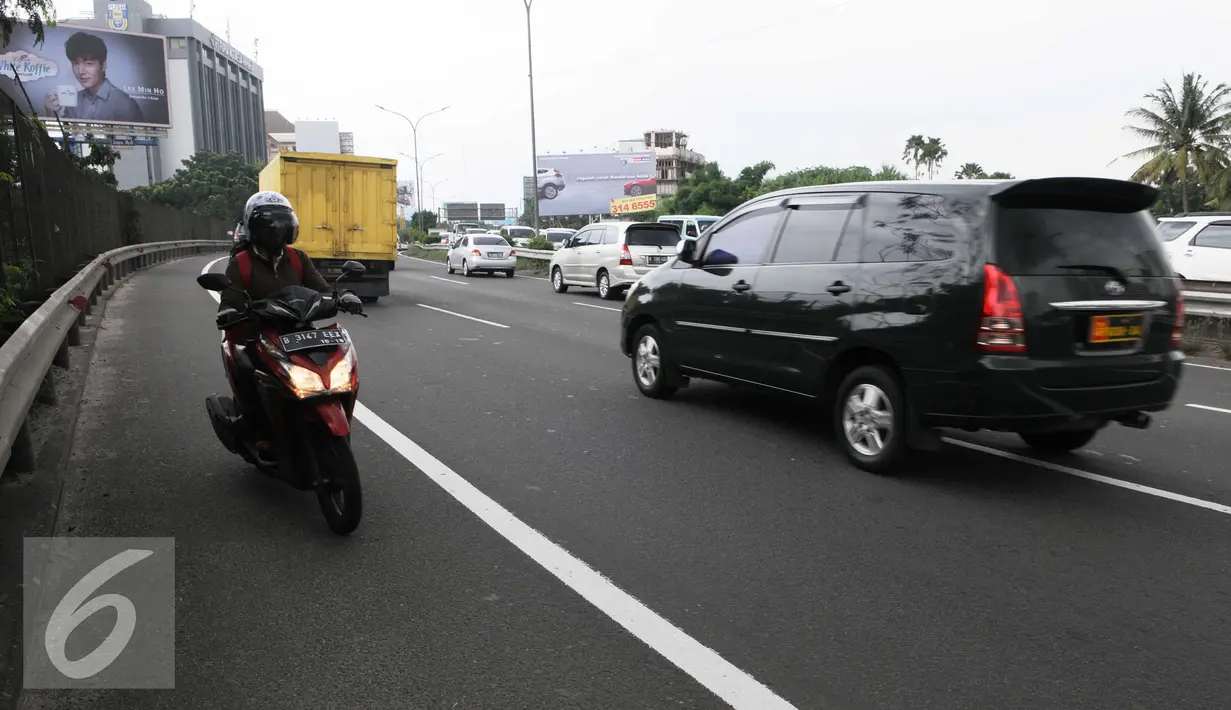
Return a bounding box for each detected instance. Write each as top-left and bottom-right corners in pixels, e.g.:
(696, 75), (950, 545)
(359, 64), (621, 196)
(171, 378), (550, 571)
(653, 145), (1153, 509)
(314, 434), (363, 535)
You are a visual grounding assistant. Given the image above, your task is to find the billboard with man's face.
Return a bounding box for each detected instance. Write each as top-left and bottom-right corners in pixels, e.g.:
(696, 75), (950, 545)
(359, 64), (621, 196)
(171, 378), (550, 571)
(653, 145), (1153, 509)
(0, 23), (170, 128)
(536, 152), (658, 217)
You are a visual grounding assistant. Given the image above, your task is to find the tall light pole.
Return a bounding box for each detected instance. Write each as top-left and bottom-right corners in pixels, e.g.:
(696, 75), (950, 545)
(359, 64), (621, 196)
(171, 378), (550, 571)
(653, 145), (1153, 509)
(427, 179), (449, 214)
(522, 0), (539, 236)
(376, 104), (449, 232)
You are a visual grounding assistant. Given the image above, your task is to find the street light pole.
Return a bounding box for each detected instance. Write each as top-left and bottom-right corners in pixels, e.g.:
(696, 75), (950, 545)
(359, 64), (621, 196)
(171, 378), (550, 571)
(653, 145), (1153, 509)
(376, 104), (450, 232)
(523, 0), (539, 236)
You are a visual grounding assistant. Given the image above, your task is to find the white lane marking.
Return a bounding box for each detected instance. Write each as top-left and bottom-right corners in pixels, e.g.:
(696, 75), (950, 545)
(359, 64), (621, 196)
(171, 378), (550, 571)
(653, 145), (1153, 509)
(573, 301), (622, 313)
(417, 303), (509, 329)
(351, 401), (796, 710)
(942, 437), (1231, 517)
(1186, 362), (1231, 372)
(1187, 403), (1231, 415)
(204, 256), (227, 273)
(198, 256), (793, 709)
(429, 275), (469, 286)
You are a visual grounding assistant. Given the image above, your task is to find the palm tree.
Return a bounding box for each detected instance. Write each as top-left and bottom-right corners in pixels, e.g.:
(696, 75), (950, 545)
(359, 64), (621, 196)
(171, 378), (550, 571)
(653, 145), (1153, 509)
(921, 137), (948, 180)
(1123, 73), (1231, 213)
(902, 135), (925, 179)
(955, 162), (986, 179)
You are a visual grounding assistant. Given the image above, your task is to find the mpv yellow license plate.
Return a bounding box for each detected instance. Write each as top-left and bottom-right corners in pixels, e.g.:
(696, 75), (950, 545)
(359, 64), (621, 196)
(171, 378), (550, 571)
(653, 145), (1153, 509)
(1089, 313), (1144, 344)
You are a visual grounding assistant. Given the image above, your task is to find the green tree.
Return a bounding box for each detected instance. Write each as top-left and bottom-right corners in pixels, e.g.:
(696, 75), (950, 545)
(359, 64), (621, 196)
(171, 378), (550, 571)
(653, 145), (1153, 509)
(70, 142), (121, 186)
(872, 163), (909, 181)
(128, 150), (261, 220)
(921, 137), (948, 179)
(1122, 73), (1231, 213)
(987, 171), (1014, 179)
(1, 0), (55, 46)
(409, 210), (438, 230)
(954, 162), (987, 179)
(902, 135), (925, 180)
(673, 162), (754, 215)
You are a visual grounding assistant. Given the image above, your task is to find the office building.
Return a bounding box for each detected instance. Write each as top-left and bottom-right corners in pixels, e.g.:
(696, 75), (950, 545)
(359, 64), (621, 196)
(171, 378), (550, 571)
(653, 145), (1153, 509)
(68, 1), (266, 189)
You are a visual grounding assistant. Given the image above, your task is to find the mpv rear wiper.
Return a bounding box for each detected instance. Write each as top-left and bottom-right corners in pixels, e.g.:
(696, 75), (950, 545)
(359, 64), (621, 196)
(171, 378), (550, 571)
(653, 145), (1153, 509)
(1056, 264), (1134, 283)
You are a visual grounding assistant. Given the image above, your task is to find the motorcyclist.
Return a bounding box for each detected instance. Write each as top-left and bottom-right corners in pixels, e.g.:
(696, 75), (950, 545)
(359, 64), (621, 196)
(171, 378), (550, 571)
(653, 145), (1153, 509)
(217, 190), (364, 457)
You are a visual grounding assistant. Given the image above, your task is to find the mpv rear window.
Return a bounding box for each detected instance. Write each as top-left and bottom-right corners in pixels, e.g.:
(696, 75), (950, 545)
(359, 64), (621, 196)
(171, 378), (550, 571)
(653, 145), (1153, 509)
(625, 226), (681, 247)
(1157, 221), (1195, 241)
(993, 208), (1170, 277)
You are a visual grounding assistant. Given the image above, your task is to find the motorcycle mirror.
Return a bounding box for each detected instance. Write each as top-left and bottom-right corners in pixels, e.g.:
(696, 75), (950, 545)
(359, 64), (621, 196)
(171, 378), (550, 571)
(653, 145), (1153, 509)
(197, 272), (231, 292)
(339, 260), (366, 281)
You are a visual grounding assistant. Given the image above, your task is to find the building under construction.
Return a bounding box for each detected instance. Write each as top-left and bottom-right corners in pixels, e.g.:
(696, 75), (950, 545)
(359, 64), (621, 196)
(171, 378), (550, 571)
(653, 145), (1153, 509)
(616, 130), (707, 197)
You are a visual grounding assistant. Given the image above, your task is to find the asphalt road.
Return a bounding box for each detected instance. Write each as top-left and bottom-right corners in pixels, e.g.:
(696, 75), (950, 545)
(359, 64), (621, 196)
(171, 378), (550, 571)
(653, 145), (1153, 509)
(18, 253), (1231, 709)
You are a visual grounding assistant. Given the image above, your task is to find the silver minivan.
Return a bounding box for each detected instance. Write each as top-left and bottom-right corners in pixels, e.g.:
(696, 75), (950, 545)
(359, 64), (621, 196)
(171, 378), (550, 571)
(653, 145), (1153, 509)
(548, 221), (681, 299)
(657, 214), (720, 239)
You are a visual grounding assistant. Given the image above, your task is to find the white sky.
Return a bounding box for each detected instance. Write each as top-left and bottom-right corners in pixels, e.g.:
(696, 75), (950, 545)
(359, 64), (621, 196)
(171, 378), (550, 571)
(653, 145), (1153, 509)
(57, 0), (1231, 209)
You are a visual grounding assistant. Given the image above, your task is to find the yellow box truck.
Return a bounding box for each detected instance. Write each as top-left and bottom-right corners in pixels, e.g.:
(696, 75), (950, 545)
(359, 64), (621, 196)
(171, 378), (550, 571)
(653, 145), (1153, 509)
(259, 152), (399, 302)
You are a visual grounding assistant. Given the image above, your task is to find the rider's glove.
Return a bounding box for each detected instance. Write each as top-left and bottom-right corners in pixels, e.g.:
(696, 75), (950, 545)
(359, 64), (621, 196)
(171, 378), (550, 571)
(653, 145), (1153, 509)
(215, 307), (245, 330)
(338, 291), (363, 314)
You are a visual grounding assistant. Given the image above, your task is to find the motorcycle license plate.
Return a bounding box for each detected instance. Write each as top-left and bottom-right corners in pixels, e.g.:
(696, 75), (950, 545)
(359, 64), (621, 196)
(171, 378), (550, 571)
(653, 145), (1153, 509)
(279, 329), (348, 353)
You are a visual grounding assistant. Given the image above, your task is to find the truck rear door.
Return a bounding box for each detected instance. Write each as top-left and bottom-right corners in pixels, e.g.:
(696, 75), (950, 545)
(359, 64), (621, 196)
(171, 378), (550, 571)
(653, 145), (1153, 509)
(283, 158), (342, 256)
(340, 163), (398, 260)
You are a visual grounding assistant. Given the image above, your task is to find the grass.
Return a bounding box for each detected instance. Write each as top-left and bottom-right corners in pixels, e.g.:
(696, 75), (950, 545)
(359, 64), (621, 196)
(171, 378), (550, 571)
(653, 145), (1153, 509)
(1180, 316), (1231, 360)
(406, 244), (550, 276)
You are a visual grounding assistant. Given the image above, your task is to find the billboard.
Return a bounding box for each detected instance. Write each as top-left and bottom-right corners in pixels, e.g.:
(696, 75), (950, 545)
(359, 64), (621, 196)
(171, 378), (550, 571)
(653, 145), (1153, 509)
(536, 151), (657, 217)
(0, 23), (171, 128)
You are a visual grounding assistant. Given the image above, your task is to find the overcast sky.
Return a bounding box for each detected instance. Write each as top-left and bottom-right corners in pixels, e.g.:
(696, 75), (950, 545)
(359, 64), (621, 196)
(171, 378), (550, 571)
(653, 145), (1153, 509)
(59, 0), (1231, 210)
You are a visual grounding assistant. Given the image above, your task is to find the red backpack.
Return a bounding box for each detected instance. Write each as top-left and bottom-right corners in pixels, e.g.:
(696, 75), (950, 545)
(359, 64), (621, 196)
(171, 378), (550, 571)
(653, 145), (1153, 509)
(236, 246), (302, 290)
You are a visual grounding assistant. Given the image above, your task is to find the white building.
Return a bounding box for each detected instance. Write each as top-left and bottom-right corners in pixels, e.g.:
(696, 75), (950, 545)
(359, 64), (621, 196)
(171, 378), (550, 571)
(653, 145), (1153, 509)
(614, 129), (707, 197)
(265, 111), (354, 161)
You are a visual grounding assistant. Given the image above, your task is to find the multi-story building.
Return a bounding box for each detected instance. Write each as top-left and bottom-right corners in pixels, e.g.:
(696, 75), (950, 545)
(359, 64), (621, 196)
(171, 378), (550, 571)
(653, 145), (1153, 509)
(615, 129), (707, 198)
(69, 0), (267, 189)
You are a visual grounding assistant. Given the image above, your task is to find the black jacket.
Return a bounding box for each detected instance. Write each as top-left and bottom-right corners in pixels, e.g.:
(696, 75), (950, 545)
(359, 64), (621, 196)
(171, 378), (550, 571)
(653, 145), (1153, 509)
(218, 246), (332, 316)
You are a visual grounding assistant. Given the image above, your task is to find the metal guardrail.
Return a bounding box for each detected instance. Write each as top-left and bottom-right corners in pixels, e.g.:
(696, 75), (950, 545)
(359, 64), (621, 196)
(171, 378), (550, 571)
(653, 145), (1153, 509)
(0, 240), (231, 474)
(402, 245), (1231, 316)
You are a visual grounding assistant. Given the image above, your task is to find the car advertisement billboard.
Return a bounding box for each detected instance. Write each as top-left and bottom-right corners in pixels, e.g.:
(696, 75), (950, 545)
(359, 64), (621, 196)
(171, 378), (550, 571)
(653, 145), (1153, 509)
(0, 23), (171, 128)
(536, 152), (657, 217)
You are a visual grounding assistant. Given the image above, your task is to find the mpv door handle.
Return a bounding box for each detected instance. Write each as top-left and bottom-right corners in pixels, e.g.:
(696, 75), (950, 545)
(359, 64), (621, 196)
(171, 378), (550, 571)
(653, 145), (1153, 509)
(826, 281), (852, 295)
(732, 280), (752, 292)
(1184, 250), (1194, 256)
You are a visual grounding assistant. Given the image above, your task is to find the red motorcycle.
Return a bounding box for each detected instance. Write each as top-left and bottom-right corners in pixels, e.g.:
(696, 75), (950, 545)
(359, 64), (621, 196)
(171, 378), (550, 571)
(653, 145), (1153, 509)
(196, 261), (367, 535)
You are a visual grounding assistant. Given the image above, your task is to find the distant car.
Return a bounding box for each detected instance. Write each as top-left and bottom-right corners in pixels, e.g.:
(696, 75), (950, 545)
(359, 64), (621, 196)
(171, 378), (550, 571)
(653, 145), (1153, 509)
(658, 214), (720, 239)
(624, 178), (657, 197)
(545, 228), (576, 250)
(621, 177), (1184, 473)
(1156, 213), (1231, 283)
(538, 168), (565, 200)
(446, 234), (518, 278)
(500, 225), (538, 247)
(549, 221), (680, 299)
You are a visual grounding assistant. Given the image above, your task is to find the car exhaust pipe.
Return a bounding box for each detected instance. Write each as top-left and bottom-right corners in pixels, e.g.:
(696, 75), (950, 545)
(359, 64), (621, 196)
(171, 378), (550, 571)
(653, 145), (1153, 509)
(1115, 411), (1151, 430)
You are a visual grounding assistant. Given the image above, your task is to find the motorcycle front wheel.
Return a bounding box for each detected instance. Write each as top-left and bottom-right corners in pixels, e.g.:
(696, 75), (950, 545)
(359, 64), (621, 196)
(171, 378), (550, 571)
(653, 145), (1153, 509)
(313, 434), (363, 535)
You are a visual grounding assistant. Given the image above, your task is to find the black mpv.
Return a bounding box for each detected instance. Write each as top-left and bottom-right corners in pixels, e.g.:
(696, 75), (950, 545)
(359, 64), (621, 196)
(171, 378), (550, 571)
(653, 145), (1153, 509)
(620, 177), (1184, 473)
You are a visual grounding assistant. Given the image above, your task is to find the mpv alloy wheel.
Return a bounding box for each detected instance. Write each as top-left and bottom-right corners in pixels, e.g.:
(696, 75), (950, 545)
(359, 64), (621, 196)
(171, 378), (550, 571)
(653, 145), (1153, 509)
(632, 324), (676, 399)
(598, 272), (612, 299)
(552, 267), (568, 293)
(834, 365), (908, 473)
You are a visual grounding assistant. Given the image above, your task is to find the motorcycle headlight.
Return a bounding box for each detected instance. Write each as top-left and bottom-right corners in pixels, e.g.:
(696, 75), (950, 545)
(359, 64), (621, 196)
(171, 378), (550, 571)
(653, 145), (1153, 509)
(287, 365), (325, 396)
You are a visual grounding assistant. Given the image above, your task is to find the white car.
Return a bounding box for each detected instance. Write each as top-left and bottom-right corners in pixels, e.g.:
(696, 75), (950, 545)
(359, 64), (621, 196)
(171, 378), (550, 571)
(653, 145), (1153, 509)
(657, 214), (720, 239)
(446, 234), (518, 277)
(538, 168), (565, 200)
(549, 221), (681, 299)
(544, 228), (576, 250)
(500, 225), (538, 247)
(1157, 214), (1231, 283)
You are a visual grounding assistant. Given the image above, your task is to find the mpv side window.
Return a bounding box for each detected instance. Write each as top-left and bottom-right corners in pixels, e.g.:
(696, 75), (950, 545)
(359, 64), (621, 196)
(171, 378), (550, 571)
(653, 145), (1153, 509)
(860, 192), (958, 263)
(1157, 221), (1194, 242)
(602, 226), (618, 245)
(701, 208), (783, 268)
(1192, 223), (1231, 249)
(770, 203), (857, 264)
(570, 230), (590, 247)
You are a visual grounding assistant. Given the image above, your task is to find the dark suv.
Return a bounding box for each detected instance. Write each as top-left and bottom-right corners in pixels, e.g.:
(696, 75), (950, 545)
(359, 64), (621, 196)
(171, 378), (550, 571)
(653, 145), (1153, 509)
(619, 177), (1185, 472)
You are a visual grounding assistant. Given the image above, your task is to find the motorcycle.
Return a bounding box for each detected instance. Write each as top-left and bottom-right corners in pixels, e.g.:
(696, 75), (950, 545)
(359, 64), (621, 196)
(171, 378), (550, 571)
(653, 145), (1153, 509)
(196, 260), (369, 535)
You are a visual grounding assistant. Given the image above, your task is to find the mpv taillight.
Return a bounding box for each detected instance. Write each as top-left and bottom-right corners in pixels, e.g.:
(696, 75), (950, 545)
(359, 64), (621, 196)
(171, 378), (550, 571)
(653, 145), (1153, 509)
(977, 263), (1026, 354)
(619, 244), (633, 266)
(1173, 292), (1184, 348)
